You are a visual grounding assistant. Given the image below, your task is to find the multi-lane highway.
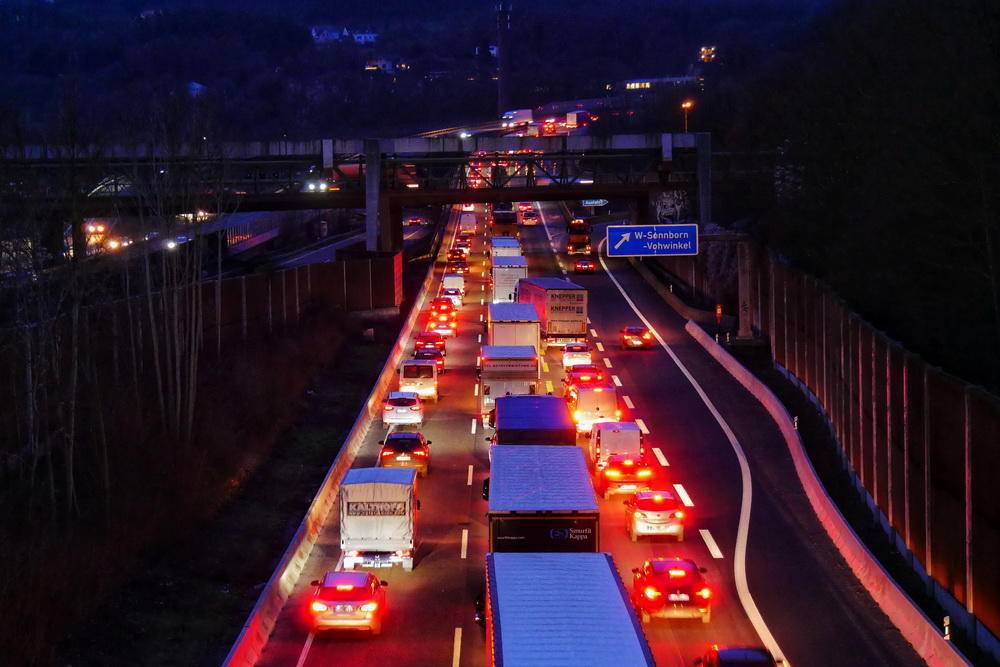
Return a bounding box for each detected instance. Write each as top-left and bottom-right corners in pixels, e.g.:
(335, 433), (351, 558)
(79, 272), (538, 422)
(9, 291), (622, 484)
(253, 201), (922, 667)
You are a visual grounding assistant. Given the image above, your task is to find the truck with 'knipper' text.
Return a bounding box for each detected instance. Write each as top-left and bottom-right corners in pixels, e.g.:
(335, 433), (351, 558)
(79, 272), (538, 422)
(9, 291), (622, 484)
(516, 277), (588, 346)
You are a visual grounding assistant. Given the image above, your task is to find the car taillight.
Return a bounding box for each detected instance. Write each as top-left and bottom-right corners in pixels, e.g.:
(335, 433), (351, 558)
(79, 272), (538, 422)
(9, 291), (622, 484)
(410, 406), (421, 412)
(449, 321), (456, 328)
(605, 469), (622, 478)
(381, 449), (395, 457)
(439, 315), (447, 321)
(413, 449), (428, 457)
(643, 587), (662, 600)
(360, 602), (379, 612)
(674, 510), (686, 520)
(615, 410), (622, 419)
(574, 410), (583, 421)
(642, 332), (652, 340)
(384, 405), (393, 411)
(637, 468), (653, 479)
(311, 601), (329, 613)
(696, 587), (711, 600)
(634, 511), (647, 519)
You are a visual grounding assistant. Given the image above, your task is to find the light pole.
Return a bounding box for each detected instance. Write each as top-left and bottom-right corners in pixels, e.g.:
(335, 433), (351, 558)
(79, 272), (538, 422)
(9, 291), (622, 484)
(681, 99), (695, 132)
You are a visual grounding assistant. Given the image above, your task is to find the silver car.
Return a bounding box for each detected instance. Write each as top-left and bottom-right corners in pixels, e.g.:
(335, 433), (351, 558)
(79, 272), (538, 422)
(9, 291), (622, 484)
(382, 391), (424, 427)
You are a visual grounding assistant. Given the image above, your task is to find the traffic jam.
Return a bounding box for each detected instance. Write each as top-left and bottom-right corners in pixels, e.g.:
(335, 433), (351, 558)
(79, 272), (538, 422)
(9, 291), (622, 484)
(298, 200), (777, 667)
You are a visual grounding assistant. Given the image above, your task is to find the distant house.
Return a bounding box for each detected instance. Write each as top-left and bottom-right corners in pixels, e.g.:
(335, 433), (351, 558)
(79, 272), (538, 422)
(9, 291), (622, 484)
(353, 29), (378, 45)
(310, 25), (348, 44)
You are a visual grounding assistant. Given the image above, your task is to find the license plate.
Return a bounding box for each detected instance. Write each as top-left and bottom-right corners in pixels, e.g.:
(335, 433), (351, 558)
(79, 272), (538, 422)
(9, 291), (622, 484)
(618, 484), (637, 491)
(668, 593), (689, 602)
(397, 454), (411, 461)
(336, 604), (355, 612)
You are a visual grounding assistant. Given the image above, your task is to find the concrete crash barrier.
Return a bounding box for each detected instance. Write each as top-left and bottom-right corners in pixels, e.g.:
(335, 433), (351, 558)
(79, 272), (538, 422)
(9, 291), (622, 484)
(223, 212), (453, 667)
(684, 320), (970, 667)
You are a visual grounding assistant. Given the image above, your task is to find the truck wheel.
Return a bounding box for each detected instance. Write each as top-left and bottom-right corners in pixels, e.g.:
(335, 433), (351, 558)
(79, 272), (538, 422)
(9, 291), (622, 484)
(402, 558), (414, 572)
(640, 611), (651, 624)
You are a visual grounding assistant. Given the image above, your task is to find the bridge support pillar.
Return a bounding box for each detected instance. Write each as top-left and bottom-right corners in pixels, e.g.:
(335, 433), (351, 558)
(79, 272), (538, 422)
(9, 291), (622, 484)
(364, 139), (381, 252)
(737, 240), (755, 339)
(379, 196), (403, 253)
(696, 133), (712, 226)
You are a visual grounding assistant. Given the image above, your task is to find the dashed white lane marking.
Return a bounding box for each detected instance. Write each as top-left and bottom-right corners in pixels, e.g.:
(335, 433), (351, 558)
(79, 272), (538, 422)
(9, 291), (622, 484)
(635, 418), (649, 434)
(461, 529), (469, 559)
(652, 447), (669, 467)
(701, 529), (724, 559)
(545, 380), (554, 394)
(590, 328), (599, 337)
(452, 627), (463, 667)
(597, 237), (787, 663)
(674, 483), (694, 507)
(480, 298), (484, 305)
(474, 384), (479, 397)
(479, 313), (484, 322)
(477, 333), (482, 343)
(623, 395), (635, 409)
(470, 419), (477, 434)
(595, 341), (605, 352)
(612, 374), (622, 387)
(481, 283), (485, 291)
(541, 361), (549, 373)
(603, 358), (612, 368)
(467, 465), (474, 486)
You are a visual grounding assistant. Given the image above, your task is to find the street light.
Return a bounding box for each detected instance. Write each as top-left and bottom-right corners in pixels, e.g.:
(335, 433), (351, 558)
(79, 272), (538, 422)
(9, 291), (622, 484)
(680, 99), (695, 132)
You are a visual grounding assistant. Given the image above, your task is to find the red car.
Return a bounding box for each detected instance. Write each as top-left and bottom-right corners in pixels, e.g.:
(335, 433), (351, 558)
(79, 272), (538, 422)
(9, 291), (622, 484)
(414, 331), (446, 355)
(562, 364), (606, 393)
(574, 257), (597, 273)
(413, 347), (446, 372)
(631, 557), (711, 624)
(307, 571), (388, 634)
(620, 326), (654, 349)
(594, 453), (654, 500)
(429, 297), (456, 317)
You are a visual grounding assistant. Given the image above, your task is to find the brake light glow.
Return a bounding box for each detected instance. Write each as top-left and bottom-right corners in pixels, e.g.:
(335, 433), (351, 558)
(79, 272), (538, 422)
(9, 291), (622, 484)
(674, 510), (686, 520)
(381, 450), (395, 457)
(615, 410), (622, 419)
(410, 406), (421, 412)
(384, 405), (393, 411)
(336, 584), (354, 591)
(696, 587), (711, 600)
(574, 410), (583, 421)
(668, 568), (687, 578)
(413, 449), (428, 457)
(637, 469), (653, 479)
(593, 387), (603, 393)
(580, 375), (591, 381)
(642, 332), (652, 340)
(605, 469), (622, 478)
(311, 601), (329, 613)
(360, 602), (379, 612)
(623, 459), (634, 466)
(653, 494), (664, 502)
(644, 586), (662, 600)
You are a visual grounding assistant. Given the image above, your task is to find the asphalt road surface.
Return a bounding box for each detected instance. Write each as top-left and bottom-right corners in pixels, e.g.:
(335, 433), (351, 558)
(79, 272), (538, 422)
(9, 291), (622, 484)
(254, 202), (922, 667)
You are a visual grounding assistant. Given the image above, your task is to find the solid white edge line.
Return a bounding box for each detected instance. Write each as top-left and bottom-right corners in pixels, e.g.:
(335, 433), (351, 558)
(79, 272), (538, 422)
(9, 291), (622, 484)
(478, 333), (482, 343)
(474, 384), (479, 397)
(590, 328), (599, 337)
(603, 358), (612, 368)
(674, 483), (695, 507)
(470, 419), (477, 434)
(461, 528), (469, 559)
(294, 632), (315, 667)
(467, 464), (474, 486)
(652, 446), (669, 467)
(700, 528), (725, 559)
(452, 627), (463, 667)
(595, 341), (605, 352)
(635, 418), (649, 434)
(597, 237), (788, 664)
(612, 374), (622, 387)
(623, 395), (635, 409)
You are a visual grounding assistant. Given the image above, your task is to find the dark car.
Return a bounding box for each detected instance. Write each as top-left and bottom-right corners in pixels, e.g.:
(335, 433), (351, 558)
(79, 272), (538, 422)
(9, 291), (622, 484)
(574, 257), (597, 273)
(378, 431), (431, 477)
(695, 646), (779, 666)
(620, 326), (654, 349)
(413, 347), (446, 372)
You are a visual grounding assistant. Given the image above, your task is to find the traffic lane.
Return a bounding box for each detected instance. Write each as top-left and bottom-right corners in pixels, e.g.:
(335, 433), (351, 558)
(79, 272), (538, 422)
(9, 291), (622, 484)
(257, 208), (487, 667)
(525, 209), (763, 663)
(597, 251), (921, 666)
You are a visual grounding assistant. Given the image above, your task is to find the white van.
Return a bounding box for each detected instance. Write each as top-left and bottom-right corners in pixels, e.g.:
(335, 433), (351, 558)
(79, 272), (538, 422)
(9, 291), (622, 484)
(399, 359), (439, 402)
(442, 273), (465, 295)
(589, 421), (643, 469)
(568, 385), (620, 434)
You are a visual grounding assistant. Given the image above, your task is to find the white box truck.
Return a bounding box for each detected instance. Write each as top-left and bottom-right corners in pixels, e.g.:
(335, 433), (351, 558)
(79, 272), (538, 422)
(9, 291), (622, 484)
(340, 467), (418, 571)
(484, 552), (655, 667)
(487, 302), (541, 353)
(490, 236), (521, 258)
(478, 345), (540, 423)
(491, 255), (528, 303)
(516, 277), (588, 346)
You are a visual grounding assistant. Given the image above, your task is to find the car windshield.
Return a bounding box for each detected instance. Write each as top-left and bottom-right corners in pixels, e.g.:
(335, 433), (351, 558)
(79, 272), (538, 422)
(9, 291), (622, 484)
(386, 437), (422, 451)
(403, 366), (434, 379)
(389, 396), (418, 407)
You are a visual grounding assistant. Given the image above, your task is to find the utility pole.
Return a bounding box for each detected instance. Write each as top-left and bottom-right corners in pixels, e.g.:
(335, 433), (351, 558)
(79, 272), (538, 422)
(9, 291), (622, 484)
(497, 0), (512, 115)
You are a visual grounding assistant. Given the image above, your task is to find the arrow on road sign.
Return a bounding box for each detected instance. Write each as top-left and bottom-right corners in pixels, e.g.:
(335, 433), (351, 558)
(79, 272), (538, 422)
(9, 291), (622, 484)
(613, 232), (630, 250)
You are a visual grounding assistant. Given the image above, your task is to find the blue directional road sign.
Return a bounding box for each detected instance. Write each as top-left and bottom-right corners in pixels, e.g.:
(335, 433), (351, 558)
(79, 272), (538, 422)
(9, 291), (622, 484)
(581, 198), (609, 207)
(605, 224), (699, 257)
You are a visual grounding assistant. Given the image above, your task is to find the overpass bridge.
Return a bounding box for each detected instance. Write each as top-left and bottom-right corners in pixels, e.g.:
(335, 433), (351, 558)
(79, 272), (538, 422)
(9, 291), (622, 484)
(1, 133), (712, 255)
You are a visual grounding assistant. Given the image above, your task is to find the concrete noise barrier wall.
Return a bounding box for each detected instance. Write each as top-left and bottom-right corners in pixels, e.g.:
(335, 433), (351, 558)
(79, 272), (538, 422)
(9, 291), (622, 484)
(685, 320), (969, 667)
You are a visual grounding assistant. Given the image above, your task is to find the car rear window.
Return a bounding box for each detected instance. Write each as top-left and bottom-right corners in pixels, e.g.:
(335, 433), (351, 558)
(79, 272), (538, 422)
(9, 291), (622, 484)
(624, 327), (645, 335)
(386, 437), (422, 451)
(389, 396), (418, 407)
(318, 582), (374, 601)
(403, 366), (434, 379)
(635, 495), (679, 511)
